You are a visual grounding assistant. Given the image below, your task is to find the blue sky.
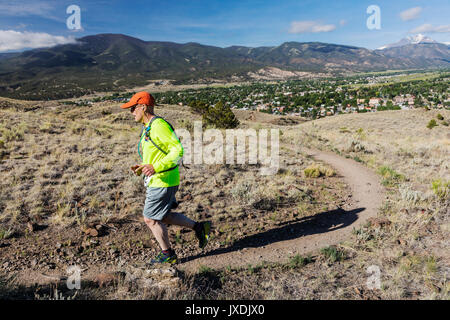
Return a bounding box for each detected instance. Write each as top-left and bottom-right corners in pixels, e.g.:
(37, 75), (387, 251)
(0, 0), (449, 52)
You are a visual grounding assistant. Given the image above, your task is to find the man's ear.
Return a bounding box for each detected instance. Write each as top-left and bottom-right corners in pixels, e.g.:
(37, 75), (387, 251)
(146, 105), (155, 114)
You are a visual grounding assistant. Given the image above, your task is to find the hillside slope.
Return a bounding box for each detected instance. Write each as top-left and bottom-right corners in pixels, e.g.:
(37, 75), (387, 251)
(0, 100), (448, 299)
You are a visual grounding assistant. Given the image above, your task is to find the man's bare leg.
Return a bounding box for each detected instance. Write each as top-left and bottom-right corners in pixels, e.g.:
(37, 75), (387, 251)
(144, 217), (171, 251)
(162, 211), (196, 229)
(164, 213), (210, 249)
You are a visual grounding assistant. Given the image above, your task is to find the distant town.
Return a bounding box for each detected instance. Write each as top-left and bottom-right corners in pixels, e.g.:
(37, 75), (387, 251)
(66, 70), (450, 120)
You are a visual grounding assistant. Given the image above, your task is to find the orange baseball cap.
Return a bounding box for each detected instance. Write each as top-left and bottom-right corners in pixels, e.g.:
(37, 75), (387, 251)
(120, 91), (155, 109)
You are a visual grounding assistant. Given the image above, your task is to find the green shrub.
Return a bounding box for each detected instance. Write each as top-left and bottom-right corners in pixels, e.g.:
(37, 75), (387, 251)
(353, 156), (363, 163)
(355, 127), (366, 139)
(304, 165), (321, 178)
(288, 254), (312, 268)
(198, 265), (214, 275)
(0, 228), (14, 240)
(436, 113), (444, 121)
(304, 164), (335, 178)
(378, 166), (405, 187)
(320, 246), (345, 263)
(431, 179), (449, 201)
(427, 119), (438, 129)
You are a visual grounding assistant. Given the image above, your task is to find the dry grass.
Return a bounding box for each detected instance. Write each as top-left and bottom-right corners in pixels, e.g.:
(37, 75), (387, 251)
(0, 97), (353, 300)
(1, 98), (448, 300)
(281, 108), (450, 299)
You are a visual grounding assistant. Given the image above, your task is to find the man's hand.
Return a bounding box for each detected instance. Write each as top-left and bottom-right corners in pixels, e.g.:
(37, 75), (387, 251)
(139, 164), (155, 177)
(131, 164), (143, 176)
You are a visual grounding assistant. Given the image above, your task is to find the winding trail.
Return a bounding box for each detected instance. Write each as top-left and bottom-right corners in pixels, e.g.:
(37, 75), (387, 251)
(179, 147), (385, 272)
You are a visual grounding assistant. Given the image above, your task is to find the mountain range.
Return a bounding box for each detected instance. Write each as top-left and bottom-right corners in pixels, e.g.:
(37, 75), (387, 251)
(0, 33), (448, 100)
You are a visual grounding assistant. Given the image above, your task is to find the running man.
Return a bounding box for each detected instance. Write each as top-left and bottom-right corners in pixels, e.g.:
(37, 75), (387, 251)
(120, 91), (211, 264)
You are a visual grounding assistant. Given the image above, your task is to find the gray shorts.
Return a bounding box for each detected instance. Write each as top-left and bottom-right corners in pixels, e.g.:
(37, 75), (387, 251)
(142, 185), (178, 221)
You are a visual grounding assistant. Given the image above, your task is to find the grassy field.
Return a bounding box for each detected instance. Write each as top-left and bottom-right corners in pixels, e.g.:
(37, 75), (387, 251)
(0, 98), (448, 299)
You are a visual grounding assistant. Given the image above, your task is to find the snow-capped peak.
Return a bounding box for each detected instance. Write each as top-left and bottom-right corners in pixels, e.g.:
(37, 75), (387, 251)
(408, 34), (436, 44)
(378, 34), (438, 50)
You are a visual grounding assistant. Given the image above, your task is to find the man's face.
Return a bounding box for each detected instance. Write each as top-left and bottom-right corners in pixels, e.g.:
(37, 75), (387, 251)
(131, 104), (145, 123)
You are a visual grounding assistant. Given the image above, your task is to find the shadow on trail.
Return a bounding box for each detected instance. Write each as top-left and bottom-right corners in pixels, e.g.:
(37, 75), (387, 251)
(180, 207), (365, 264)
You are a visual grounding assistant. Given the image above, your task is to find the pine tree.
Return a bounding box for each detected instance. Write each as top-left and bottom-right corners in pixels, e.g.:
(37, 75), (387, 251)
(203, 101), (240, 129)
(189, 100), (209, 115)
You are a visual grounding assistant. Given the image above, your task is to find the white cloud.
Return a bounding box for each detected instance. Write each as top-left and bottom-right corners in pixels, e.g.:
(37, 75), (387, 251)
(0, 30), (77, 52)
(0, 1), (63, 22)
(289, 21), (336, 34)
(410, 24), (450, 33)
(400, 7), (422, 21)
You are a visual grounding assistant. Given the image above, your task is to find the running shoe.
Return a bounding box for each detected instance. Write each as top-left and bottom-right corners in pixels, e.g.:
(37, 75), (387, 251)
(194, 221), (211, 249)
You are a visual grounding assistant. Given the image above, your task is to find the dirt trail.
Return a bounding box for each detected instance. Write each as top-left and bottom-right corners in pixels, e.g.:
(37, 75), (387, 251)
(179, 147), (385, 272)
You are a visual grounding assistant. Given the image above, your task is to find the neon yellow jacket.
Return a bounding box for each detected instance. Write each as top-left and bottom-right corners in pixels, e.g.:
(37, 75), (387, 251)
(139, 117), (183, 187)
